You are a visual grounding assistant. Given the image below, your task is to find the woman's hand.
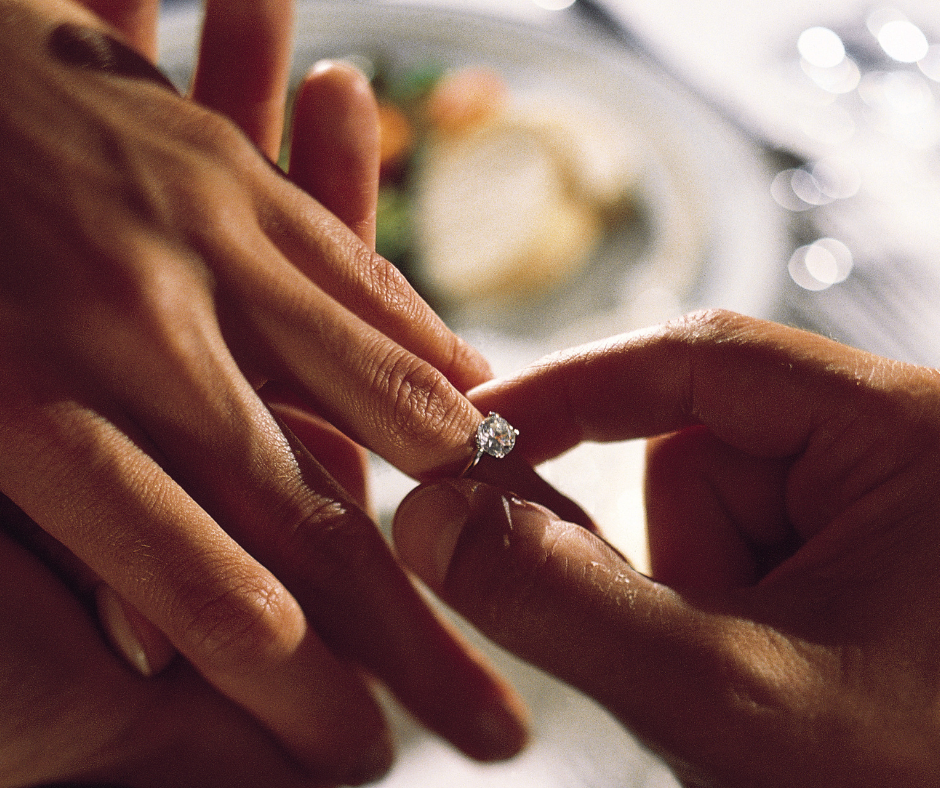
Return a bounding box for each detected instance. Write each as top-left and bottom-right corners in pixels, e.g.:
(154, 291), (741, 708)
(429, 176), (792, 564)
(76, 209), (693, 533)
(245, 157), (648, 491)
(0, 506), (364, 788)
(0, 0), (536, 778)
(394, 311), (940, 786)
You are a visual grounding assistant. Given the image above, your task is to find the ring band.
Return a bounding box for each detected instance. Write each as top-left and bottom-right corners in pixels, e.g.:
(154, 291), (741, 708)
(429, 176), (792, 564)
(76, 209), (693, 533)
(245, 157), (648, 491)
(461, 412), (519, 477)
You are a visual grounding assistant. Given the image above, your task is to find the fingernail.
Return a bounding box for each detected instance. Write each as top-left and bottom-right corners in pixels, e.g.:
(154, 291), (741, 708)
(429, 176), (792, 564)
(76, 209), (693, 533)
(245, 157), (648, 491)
(346, 731), (394, 785)
(308, 58), (334, 75)
(96, 586), (175, 677)
(308, 57), (370, 82)
(393, 481), (473, 589)
(97, 585), (153, 676)
(473, 700), (530, 762)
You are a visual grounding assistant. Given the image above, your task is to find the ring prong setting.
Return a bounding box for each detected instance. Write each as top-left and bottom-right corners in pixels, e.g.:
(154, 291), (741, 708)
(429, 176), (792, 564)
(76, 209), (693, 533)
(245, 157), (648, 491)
(462, 412), (519, 476)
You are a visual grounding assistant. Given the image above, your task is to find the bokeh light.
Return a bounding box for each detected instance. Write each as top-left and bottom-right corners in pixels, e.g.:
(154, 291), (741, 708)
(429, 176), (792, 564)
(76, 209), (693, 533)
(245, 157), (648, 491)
(877, 19), (929, 63)
(772, 160), (861, 212)
(798, 27), (846, 68)
(859, 70), (934, 114)
(801, 56), (861, 94)
(866, 6), (908, 38)
(789, 238), (853, 291)
(919, 45), (940, 81)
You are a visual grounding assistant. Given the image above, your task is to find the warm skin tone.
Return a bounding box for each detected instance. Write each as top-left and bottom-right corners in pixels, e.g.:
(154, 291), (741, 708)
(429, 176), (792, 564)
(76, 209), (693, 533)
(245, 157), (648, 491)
(0, 0), (547, 782)
(1, 491), (376, 788)
(395, 310), (940, 787)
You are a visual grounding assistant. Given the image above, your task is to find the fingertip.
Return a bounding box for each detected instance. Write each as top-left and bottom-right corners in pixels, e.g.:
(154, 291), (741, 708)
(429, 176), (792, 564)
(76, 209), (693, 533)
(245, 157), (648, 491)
(290, 58), (380, 246)
(393, 480), (474, 590)
(343, 726), (395, 786)
(304, 57), (373, 89)
(469, 694), (531, 762)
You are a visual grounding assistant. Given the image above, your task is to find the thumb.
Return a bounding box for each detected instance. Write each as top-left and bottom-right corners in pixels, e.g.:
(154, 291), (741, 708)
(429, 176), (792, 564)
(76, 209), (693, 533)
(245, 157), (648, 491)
(393, 479), (819, 785)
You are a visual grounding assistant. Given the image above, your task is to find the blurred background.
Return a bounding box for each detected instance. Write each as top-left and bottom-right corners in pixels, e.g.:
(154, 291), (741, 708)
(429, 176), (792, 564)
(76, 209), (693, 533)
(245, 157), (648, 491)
(161, 1), (940, 784)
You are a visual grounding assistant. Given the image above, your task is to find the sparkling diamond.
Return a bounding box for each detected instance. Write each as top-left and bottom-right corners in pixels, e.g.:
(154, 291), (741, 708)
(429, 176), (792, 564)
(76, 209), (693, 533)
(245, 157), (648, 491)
(476, 412), (518, 459)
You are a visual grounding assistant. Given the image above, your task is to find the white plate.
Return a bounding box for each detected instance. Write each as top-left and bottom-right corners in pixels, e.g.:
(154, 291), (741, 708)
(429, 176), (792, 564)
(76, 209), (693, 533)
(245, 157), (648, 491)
(161, 1), (786, 361)
(158, 5), (786, 786)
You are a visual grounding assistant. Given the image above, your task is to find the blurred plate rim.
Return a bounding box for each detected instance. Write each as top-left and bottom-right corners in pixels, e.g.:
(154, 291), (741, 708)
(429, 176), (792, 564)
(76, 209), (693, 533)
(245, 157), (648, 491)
(159, 0), (786, 336)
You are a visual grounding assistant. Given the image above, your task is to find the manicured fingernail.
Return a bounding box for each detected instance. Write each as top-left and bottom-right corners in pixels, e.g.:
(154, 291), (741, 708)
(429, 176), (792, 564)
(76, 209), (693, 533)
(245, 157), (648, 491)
(96, 586), (175, 677)
(393, 481), (472, 589)
(96, 585), (152, 676)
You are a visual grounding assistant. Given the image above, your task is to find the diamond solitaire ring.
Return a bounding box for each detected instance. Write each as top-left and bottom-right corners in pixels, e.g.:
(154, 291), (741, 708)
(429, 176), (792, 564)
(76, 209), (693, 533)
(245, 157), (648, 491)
(461, 412), (519, 477)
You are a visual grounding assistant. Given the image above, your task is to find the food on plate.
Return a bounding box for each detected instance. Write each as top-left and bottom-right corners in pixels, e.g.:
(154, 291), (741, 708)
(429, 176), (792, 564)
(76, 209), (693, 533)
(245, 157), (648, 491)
(372, 64), (644, 307)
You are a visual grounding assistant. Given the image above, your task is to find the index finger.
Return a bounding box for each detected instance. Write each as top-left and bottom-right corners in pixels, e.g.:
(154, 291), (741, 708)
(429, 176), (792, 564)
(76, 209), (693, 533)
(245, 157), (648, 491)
(468, 310), (893, 464)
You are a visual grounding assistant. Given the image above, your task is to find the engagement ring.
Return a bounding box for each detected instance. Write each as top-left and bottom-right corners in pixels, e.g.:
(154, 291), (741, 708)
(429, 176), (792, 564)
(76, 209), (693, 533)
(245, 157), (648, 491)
(461, 412), (519, 477)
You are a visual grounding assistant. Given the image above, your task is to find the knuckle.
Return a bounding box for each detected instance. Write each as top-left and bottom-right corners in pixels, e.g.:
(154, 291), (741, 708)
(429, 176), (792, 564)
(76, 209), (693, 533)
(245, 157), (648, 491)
(177, 572), (302, 673)
(142, 107), (260, 238)
(171, 104), (254, 172)
(373, 348), (468, 447)
(123, 251), (211, 323)
(360, 249), (418, 317)
(362, 256), (490, 389)
(670, 308), (748, 343)
(189, 107), (242, 151)
(707, 623), (812, 726)
(55, 233), (215, 358)
(279, 497), (389, 598)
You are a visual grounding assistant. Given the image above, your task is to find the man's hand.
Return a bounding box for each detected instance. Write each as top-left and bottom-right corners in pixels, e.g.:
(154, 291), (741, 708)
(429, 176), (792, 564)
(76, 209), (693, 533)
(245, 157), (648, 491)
(395, 311), (940, 786)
